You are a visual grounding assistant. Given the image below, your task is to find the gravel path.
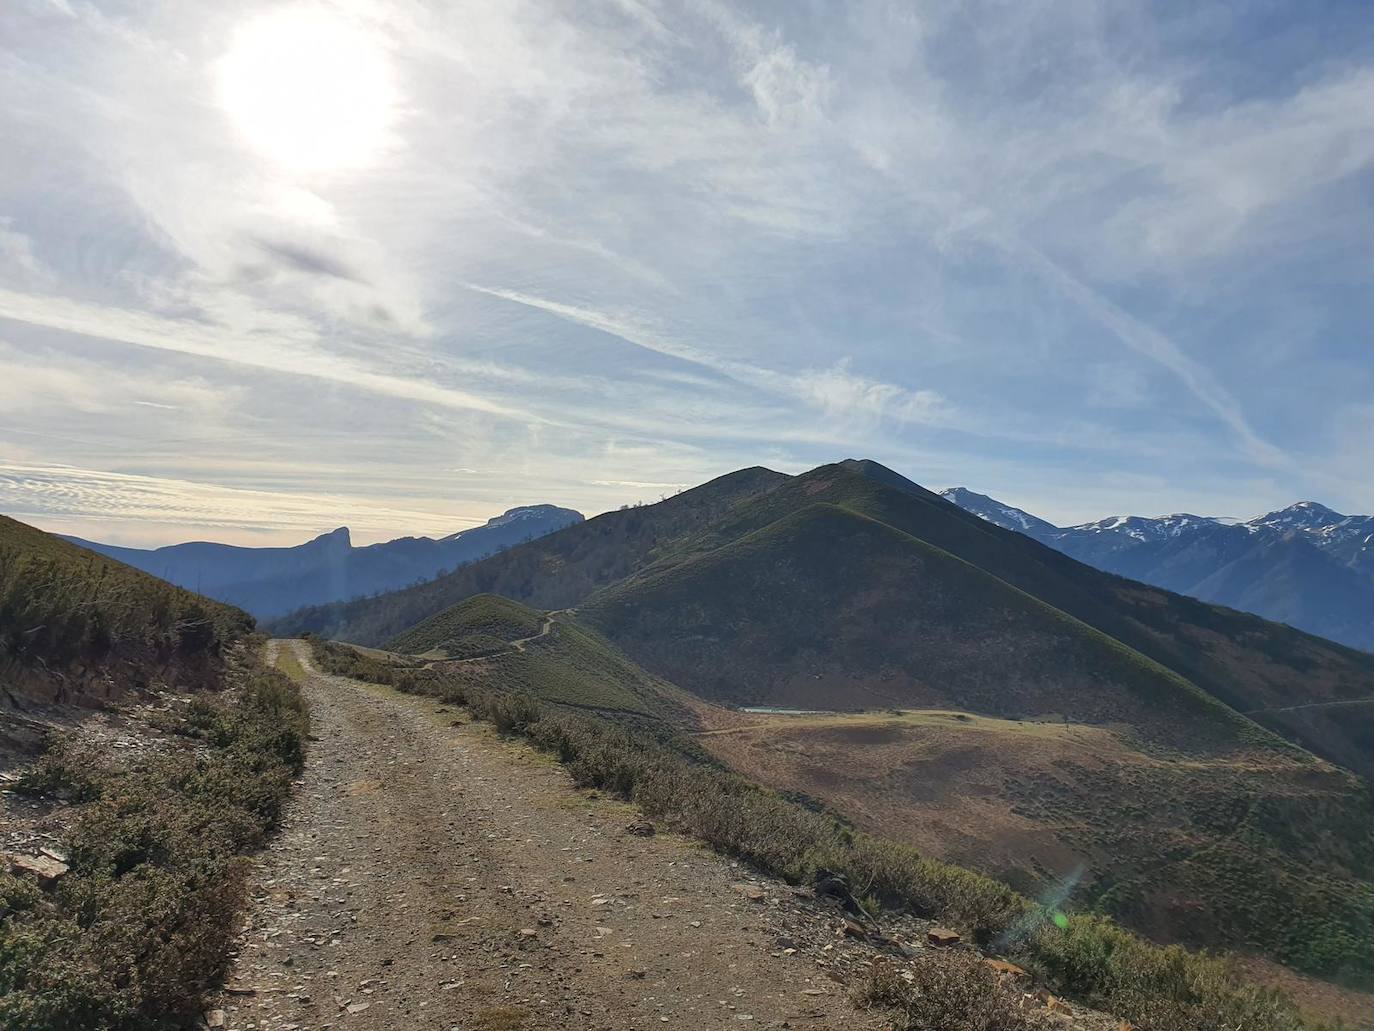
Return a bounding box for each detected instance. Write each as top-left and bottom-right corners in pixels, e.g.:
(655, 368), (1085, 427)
(213, 641), (883, 1031)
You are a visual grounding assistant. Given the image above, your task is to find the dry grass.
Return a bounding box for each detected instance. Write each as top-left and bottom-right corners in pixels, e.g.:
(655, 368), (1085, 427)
(695, 707), (1149, 882)
(854, 953), (1054, 1030)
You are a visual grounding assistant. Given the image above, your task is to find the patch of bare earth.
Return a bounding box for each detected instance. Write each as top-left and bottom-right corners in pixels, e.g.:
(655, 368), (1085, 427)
(215, 643), (1116, 1031)
(1233, 957), (1374, 1031)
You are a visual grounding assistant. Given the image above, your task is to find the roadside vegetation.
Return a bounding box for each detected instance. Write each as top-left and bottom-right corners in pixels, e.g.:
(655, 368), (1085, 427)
(854, 952), (1054, 1030)
(0, 651), (309, 1031)
(0, 515), (252, 685)
(308, 637), (1328, 1031)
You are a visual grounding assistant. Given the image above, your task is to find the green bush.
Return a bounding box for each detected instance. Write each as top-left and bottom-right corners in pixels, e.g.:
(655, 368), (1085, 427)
(0, 663), (308, 1031)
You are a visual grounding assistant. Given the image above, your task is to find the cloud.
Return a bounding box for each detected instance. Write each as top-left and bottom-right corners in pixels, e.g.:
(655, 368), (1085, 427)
(0, 460), (483, 542)
(0, 287), (536, 424)
(0, 218), (50, 285)
(248, 235), (363, 282)
(461, 283), (945, 431)
(1002, 237), (1291, 470)
(788, 359), (947, 428)
(2, 0), (1371, 544)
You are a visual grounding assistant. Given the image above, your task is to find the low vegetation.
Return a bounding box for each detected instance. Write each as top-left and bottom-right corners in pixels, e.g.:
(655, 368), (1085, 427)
(0, 652), (309, 1031)
(387, 593), (543, 655)
(854, 953), (1053, 1030)
(308, 637), (1324, 1031)
(0, 514), (252, 695)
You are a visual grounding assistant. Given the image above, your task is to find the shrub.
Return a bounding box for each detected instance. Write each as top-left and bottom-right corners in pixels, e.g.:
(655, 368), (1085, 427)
(854, 953), (1053, 1030)
(0, 662), (308, 1031)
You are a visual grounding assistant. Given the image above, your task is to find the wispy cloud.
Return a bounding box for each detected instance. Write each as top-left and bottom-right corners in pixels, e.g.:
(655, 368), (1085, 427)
(0, 0), (1370, 544)
(0, 460), (484, 544)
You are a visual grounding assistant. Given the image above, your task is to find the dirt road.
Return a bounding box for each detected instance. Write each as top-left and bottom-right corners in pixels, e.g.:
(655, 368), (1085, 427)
(215, 641), (880, 1031)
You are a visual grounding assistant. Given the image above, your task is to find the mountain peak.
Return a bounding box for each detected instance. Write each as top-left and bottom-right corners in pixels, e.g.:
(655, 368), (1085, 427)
(1251, 501), (1346, 531)
(938, 487), (1059, 538)
(440, 505), (585, 541)
(307, 526), (352, 549)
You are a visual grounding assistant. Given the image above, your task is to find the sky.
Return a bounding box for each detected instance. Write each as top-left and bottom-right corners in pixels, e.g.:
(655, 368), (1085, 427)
(2, 0), (1372, 547)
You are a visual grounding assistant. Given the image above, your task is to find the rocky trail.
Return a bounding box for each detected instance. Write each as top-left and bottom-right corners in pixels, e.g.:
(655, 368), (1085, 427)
(214, 641), (906, 1031)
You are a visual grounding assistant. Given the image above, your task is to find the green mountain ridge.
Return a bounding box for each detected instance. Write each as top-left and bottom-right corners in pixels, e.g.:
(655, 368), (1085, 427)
(337, 459), (1374, 988)
(580, 500), (1276, 752)
(271, 466), (787, 645)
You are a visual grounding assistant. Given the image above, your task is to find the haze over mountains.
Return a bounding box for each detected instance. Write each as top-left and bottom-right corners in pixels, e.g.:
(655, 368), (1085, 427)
(64, 505), (582, 619)
(941, 487), (1374, 652)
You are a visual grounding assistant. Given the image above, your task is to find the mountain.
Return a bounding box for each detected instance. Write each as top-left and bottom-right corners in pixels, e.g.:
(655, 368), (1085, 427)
(65, 504), (583, 620)
(287, 460), (1374, 777)
(360, 465), (1374, 987)
(936, 486), (1060, 539)
(940, 488), (1374, 653)
(269, 466), (788, 645)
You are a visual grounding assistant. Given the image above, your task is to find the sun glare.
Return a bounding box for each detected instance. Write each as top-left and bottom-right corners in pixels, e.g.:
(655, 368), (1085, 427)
(217, 5), (397, 172)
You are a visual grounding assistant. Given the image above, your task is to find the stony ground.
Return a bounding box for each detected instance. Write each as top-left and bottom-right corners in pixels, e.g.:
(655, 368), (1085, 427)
(212, 641), (1127, 1031)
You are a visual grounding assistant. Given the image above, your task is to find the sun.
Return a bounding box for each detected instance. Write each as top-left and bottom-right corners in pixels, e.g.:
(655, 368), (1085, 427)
(216, 5), (397, 173)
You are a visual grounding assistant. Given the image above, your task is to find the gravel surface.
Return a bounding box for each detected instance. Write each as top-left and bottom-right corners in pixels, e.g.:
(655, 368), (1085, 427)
(215, 641), (896, 1031)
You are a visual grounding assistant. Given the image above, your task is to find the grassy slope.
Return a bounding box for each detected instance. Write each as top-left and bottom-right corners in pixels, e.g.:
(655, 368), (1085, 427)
(438, 620), (690, 718)
(577, 501), (1374, 985)
(366, 596), (692, 720)
(0, 514), (254, 702)
(269, 467), (788, 645)
(387, 593), (544, 656)
(638, 463), (1374, 777)
(583, 502), (1275, 752)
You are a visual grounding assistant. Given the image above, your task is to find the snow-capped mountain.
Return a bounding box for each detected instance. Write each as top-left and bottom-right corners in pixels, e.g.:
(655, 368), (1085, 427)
(940, 488), (1374, 652)
(937, 488), (1058, 539)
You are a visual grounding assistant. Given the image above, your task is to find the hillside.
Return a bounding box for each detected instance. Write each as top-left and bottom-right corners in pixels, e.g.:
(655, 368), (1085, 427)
(271, 466), (788, 643)
(693, 706), (1374, 987)
(288, 461), (1374, 780)
(376, 594), (692, 720)
(373, 589), (1374, 998)
(581, 502), (1265, 751)
(388, 593), (546, 658)
(352, 461), (1374, 989)
(750, 464), (1374, 779)
(69, 504), (583, 619)
(0, 517), (306, 1030)
(0, 513), (254, 709)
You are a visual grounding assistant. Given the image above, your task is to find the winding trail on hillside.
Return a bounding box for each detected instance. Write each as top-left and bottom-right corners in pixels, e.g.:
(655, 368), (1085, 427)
(1244, 694), (1374, 716)
(215, 641), (875, 1031)
(511, 612), (558, 652)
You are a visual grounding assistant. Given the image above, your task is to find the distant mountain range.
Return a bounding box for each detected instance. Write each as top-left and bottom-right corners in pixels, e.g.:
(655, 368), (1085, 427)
(65, 504), (583, 619)
(275, 458), (1374, 981)
(940, 488), (1374, 652)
